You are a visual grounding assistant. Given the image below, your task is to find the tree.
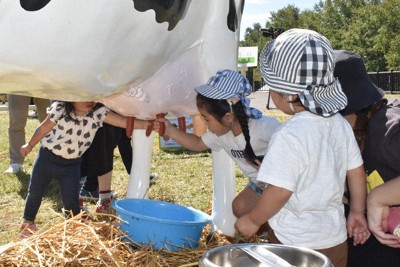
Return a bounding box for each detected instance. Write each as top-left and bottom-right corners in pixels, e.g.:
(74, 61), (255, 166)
(239, 0), (398, 72)
(373, 0), (400, 70)
(301, 0), (392, 71)
(298, 10), (323, 32)
(240, 23), (265, 53)
(339, 3), (385, 70)
(265, 5), (301, 29)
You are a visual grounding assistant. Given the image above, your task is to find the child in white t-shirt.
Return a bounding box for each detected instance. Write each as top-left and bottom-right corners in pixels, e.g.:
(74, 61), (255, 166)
(234, 29), (370, 267)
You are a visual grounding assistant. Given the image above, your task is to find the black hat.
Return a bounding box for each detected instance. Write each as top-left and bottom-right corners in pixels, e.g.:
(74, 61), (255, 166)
(334, 50), (385, 115)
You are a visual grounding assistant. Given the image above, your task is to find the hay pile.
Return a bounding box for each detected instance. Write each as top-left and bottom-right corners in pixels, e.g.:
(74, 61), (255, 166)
(0, 213), (251, 267)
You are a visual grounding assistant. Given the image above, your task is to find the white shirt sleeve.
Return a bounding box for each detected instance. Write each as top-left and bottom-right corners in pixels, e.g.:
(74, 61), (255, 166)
(201, 131), (221, 151)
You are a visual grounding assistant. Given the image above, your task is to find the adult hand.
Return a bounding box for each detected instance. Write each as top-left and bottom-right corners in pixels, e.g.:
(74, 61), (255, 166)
(368, 205), (400, 248)
(367, 177), (400, 248)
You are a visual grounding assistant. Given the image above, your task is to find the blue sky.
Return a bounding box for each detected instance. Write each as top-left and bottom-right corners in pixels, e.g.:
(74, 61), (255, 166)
(240, 0), (320, 39)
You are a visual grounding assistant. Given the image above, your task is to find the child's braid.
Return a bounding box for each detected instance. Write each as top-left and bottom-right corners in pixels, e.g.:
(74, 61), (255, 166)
(232, 101), (258, 166)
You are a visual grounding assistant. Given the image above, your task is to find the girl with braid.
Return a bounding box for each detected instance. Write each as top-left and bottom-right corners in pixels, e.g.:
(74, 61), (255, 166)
(154, 69), (280, 219)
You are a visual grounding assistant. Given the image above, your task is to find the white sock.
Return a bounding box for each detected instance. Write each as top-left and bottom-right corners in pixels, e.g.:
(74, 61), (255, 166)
(99, 191), (112, 200)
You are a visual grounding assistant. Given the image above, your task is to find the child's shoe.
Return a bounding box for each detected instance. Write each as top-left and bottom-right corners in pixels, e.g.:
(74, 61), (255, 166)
(18, 222), (37, 239)
(95, 197), (114, 214)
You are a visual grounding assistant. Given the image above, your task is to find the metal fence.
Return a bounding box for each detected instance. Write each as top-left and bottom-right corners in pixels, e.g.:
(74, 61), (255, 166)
(368, 71), (400, 94)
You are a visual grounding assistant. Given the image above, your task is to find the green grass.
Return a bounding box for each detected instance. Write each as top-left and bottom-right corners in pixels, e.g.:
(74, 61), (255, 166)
(0, 109), (291, 246)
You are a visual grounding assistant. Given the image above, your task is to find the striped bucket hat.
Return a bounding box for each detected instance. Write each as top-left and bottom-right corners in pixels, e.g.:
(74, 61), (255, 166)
(195, 69), (262, 119)
(260, 28), (347, 117)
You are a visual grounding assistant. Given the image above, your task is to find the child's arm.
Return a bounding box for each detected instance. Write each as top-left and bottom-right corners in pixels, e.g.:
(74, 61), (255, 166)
(346, 165), (371, 245)
(104, 111), (150, 129)
(20, 116), (55, 157)
(154, 116), (209, 151)
(234, 184), (292, 238)
(367, 176), (400, 248)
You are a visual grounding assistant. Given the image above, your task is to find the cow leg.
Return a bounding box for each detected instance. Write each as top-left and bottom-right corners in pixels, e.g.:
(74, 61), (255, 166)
(126, 129), (155, 198)
(211, 149), (236, 237)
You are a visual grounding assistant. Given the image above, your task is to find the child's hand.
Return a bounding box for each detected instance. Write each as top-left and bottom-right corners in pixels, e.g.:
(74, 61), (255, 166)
(154, 116), (172, 136)
(234, 213), (259, 238)
(347, 210), (371, 246)
(20, 143), (33, 157)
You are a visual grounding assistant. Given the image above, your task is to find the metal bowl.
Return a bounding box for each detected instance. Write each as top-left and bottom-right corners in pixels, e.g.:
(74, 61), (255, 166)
(199, 243), (332, 267)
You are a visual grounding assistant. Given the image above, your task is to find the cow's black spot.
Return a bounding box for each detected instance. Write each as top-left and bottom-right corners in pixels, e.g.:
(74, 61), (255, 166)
(227, 0), (244, 32)
(132, 0), (189, 31)
(20, 0), (52, 11)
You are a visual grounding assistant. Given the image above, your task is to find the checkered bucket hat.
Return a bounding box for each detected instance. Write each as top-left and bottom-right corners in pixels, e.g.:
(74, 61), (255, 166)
(195, 69), (262, 119)
(260, 28), (347, 117)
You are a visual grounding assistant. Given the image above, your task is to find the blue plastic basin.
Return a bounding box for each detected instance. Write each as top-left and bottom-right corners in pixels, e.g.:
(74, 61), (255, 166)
(112, 198), (212, 251)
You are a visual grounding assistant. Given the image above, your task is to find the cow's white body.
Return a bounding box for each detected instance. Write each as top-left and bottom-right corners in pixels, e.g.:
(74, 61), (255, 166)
(0, 0), (242, 236)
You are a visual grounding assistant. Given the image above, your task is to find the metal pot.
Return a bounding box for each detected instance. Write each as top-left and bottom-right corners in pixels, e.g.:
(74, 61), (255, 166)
(199, 243), (332, 267)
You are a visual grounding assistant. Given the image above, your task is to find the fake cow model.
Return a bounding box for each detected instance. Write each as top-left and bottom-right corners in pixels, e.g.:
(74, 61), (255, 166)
(0, 0), (244, 236)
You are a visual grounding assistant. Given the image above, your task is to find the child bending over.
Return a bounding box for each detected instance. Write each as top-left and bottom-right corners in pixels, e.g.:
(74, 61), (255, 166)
(155, 69), (280, 225)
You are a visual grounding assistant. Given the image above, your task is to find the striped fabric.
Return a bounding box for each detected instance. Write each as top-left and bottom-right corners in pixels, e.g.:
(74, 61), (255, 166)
(260, 28), (347, 117)
(196, 69), (252, 99)
(195, 69), (262, 119)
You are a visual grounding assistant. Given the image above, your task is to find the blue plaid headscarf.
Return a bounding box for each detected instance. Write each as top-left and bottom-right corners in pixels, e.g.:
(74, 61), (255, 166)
(260, 29), (347, 117)
(195, 69), (262, 119)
